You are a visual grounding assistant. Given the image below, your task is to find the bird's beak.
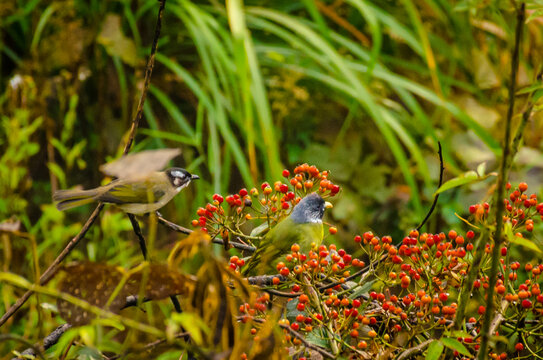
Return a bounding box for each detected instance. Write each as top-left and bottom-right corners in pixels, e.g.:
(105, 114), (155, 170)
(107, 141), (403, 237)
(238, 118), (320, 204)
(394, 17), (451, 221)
(191, 174), (200, 180)
(325, 201), (333, 209)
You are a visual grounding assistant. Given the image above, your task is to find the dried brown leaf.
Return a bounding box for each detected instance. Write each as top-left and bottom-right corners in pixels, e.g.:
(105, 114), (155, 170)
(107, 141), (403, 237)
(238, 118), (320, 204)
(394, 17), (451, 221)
(57, 262), (192, 325)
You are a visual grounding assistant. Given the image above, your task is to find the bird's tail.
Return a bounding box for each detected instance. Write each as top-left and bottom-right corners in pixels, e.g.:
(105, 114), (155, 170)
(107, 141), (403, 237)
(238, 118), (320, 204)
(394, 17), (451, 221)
(53, 189), (99, 211)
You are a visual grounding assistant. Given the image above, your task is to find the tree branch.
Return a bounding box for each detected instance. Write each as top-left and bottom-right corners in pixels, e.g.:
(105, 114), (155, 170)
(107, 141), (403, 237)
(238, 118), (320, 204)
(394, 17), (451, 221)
(11, 324), (72, 360)
(157, 215), (256, 252)
(396, 339), (434, 360)
(477, 4), (525, 359)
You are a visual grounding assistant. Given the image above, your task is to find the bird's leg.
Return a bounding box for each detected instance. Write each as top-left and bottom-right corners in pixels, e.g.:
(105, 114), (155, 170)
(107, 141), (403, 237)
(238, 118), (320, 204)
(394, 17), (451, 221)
(127, 213), (182, 314)
(127, 213), (147, 259)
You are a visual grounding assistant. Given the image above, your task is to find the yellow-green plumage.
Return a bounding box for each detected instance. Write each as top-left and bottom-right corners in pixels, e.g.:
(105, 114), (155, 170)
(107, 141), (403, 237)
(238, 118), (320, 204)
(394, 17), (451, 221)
(243, 193), (330, 275)
(53, 168), (198, 215)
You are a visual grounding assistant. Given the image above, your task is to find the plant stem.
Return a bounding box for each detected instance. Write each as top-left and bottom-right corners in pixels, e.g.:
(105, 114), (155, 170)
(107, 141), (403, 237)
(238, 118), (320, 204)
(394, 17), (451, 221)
(477, 4), (525, 359)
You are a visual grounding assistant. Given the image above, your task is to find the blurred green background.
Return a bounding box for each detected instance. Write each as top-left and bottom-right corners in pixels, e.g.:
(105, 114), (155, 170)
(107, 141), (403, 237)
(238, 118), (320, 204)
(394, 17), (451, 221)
(1, 0), (543, 299)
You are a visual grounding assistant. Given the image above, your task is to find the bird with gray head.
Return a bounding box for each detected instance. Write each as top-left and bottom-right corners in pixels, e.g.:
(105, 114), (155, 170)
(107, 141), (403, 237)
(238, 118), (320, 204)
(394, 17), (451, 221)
(53, 167), (199, 215)
(242, 193), (332, 275)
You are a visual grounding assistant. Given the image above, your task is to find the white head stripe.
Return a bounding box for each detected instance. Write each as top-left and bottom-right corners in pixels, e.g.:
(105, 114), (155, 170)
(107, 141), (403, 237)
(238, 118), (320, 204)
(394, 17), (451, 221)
(171, 170), (184, 178)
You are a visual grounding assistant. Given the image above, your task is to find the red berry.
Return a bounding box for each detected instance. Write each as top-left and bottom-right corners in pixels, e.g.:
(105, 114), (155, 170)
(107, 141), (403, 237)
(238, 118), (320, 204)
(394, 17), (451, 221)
(282, 169), (290, 178)
(354, 235), (362, 243)
(331, 185), (340, 194)
(519, 182), (528, 192)
(515, 342), (524, 351)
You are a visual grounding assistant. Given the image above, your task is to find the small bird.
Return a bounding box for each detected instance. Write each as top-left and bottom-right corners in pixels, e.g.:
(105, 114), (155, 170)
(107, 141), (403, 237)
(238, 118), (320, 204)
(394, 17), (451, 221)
(53, 168), (199, 215)
(243, 193), (333, 275)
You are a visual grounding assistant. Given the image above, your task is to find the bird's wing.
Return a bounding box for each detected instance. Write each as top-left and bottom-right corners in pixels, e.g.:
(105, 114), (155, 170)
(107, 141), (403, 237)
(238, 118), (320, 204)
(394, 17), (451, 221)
(244, 219), (323, 275)
(96, 180), (165, 204)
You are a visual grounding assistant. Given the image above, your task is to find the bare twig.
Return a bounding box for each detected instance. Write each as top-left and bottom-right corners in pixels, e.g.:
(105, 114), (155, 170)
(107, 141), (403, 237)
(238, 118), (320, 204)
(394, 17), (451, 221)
(248, 317), (334, 359)
(477, 4), (525, 359)
(157, 215), (256, 252)
(396, 339), (434, 360)
(489, 301), (509, 335)
(122, 0), (166, 154)
(416, 142), (444, 231)
(11, 324), (72, 360)
(246, 274), (286, 286)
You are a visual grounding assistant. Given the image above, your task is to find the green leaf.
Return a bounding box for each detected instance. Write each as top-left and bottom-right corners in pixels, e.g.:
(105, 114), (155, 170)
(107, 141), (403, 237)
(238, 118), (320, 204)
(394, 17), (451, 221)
(305, 329), (329, 348)
(93, 318), (125, 331)
(47, 162), (67, 189)
(435, 170), (496, 195)
(516, 81), (543, 95)
(171, 313), (210, 346)
(476, 162), (486, 176)
(349, 280), (376, 299)
(504, 222), (542, 254)
(426, 340), (444, 360)
(441, 337), (471, 356)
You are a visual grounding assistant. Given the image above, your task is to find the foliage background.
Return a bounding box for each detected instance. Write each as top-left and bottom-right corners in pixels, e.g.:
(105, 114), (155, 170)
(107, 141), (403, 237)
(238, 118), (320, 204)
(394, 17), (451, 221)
(1, 0), (543, 358)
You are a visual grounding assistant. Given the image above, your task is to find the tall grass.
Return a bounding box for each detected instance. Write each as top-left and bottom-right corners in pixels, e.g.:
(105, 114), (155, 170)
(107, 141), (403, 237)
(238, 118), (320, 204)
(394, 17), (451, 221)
(0, 0), (511, 222)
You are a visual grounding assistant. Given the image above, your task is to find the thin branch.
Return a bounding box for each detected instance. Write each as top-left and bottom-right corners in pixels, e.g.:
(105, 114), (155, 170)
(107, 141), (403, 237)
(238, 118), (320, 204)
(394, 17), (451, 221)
(122, 0), (166, 154)
(489, 301), (509, 335)
(157, 215), (256, 252)
(396, 339), (434, 360)
(11, 324), (72, 360)
(246, 274), (286, 286)
(477, 4), (525, 359)
(248, 317), (335, 359)
(416, 142), (444, 231)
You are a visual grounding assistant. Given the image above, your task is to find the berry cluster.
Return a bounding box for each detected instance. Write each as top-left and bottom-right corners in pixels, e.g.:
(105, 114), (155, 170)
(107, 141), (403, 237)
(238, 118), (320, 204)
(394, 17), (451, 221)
(232, 181), (543, 358)
(191, 164), (340, 242)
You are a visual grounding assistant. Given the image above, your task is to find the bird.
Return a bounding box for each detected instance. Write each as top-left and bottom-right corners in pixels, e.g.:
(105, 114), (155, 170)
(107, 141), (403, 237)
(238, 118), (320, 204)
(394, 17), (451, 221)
(53, 168), (199, 215)
(242, 193), (332, 275)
